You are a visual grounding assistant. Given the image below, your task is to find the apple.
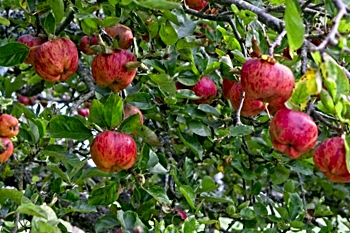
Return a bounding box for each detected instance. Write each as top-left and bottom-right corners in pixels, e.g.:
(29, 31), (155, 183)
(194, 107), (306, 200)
(78, 108), (90, 117)
(269, 108), (318, 159)
(0, 137), (14, 163)
(0, 114), (19, 138)
(91, 49), (137, 92)
(185, 0), (208, 11)
(190, 77), (217, 104)
(34, 37), (79, 82)
(79, 35), (98, 55)
(222, 78), (237, 99)
(115, 229), (123, 233)
(90, 131), (138, 172)
(241, 58), (294, 104)
(267, 98), (288, 115)
(105, 24), (133, 49)
(17, 95), (32, 106)
(18, 34), (47, 65)
(313, 137), (350, 183)
(228, 82), (265, 117)
(123, 104), (143, 124)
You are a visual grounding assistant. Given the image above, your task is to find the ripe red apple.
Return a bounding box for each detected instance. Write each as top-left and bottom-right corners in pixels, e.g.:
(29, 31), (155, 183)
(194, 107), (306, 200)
(0, 137), (14, 163)
(241, 58), (294, 104)
(0, 114), (19, 138)
(79, 35), (98, 55)
(17, 95), (32, 106)
(313, 137), (350, 183)
(90, 131), (138, 172)
(269, 109), (318, 159)
(34, 37), (79, 82)
(18, 34), (47, 65)
(222, 78), (237, 99)
(91, 49), (137, 92)
(267, 98), (288, 115)
(190, 77), (217, 104)
(123, 104), (143, 124)
(228, 82), (265, 117)
(115, 229), (123, 233)
(185, 0), (208, 10)
(78, 108), (90, 117)
(105, 24), (133, 49)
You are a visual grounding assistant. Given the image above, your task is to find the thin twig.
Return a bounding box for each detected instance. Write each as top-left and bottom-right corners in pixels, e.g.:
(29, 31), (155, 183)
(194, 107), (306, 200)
(268, 29), (286, 56)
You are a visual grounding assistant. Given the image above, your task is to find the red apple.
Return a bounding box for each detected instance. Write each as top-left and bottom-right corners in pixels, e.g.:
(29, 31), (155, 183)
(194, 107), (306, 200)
(78, 108), (90, 117)
(91, 49), (137, 92)
(222, 78), (237, 99)
(105, 24), (133, 49)
(123, 104), (143, 124)
(267, 98), (288, 115)
(313, 137), (350, 183)
(228, 82), (265, 117)
(190, 77), (217, 104)
(269, 109), (318, 159)
(90, 131), (138, 172)
(0, 114), (19, 138)
(241, 58), (294, 104)
(34, 37), (79, 82)
(115, 229), (123, 233)
(185, 0), (208, 10)
(79, 35), (98, 55)
(18, 34), (47, 65)
(0, 137), (14, 163)
(17, 95), (32, 106)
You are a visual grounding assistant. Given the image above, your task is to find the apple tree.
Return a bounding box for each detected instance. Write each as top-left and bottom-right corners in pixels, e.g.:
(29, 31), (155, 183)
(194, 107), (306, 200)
(0, 0), (350, 232)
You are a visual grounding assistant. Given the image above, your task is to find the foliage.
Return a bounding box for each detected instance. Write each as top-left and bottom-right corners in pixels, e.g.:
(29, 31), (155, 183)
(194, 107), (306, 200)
(0, 0), (350, 232)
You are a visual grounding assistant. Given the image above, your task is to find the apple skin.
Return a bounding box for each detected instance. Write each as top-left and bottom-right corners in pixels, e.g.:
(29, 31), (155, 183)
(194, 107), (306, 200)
(222, 78), (237, 99)
(267, 98), (288, 115)
(78, 108), (90, 117)
(105, 24), (133, 49)
(191, 77), (217, 104)
(241, 58), (294, 104)
(269, 109), (318, 159)
(228, 82), (265, 117)
(0, 114), (19, 138)
(91, 49), (137, 92)
(185, 0), (208, 10)
(18, 34), (47, 65)
(0, 137), (14, 163)
(313, 137), (350, 183)
(34, 37), (79, 82)
(17, 95), (32, 106)
(123, 104), (144, 125)
(90, 131), (138, 172)
(79, 35), (98, 55)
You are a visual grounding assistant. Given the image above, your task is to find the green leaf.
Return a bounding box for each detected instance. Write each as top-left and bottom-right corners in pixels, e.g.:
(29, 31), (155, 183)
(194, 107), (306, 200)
(165, 225), (180, 233)
(119, 114), (142, 134)
(0, 16), (10, 26)
(88, 183), (119, 206)
(95, 214), (119, 233)
(89, 99), (107, 128)
(48, 0), (64, 24)
(344, 136), (350, 173)
(287, 193), (303, 220)
(44, 12), (56, 34)
(319, 89), (335, 114)
(103, 93), (123, 128)
(197, 176), (217, 193)
(126, 92), (154, 110)
(159, 21), (178, 45)
(229, 125), (254, 137)
(149, 74), (176, 96)
(47, 115), (92, 140)
(0, 188), (23, 205)
(135, 0), (180, 10)
(117, 210), (149, 233)
(136, 125), (163, 146)
(180, 185), (196, 209)
(197, 104), (220, 117)
(188, 120), (211, 137)
(271, 164), (290, 185)
(0, 42), (29, 66)
(17, 203), (48, 219)
(142, 185), (171, 204)
(182, 216), (197, 233)
(178, 131), (203, 159)
(284, 0), (305, 52)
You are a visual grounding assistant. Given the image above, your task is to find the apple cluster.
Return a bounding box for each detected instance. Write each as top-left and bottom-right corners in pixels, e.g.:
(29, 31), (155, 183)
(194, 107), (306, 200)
(0, 114), (19, 163)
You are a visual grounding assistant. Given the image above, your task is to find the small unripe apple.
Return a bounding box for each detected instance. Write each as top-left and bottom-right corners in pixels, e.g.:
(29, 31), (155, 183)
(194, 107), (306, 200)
(18, 34), (47, 65)
(222, 78), (237, 99)
(123, 104), (143, 124)
(313, 137), (350, 183)
(269, 109), (318, 159)
(78, 108), (90, 117)
(34, 37), (79, 82)
(228, 82), (265, 117)
(90, 131), (138, 172)
(79, 35), (98, 55)
(105, 24), (133, 49)
(0, 137), (14, 163)
(185, 0), (208, 10)
(91, 49), (137, 92)
(241, 58), (294, 104)
(190, 77), (217, 104)
(0, 114), (19, 138)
